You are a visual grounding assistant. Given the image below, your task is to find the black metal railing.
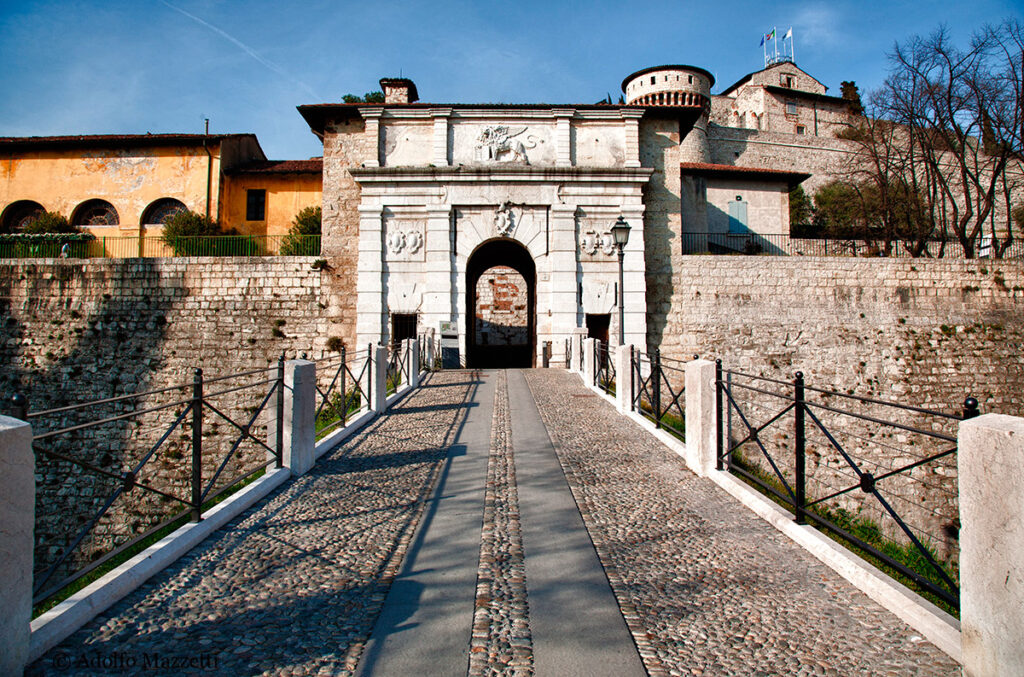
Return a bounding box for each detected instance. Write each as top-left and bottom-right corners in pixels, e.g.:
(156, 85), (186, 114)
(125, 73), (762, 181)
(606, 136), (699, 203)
(385, 341), (410, 396)
(595, 341), (615, 395)
(313, 346), (372, 439)
(15, 358), (285, 607)
(715, 361), (975, 609)
(630, 348), (686, 440)
(0, 234), (323, 260)
(679, 232), (1024, 259)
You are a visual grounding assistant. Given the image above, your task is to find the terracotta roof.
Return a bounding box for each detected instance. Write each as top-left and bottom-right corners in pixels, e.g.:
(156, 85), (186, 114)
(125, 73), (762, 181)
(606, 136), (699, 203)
(680, 162), (810, 184)
(763, 86), (848, 106)
(231, 159), (323, 174)
(0, 133), (260, 152)
(719, 62), (826, 97)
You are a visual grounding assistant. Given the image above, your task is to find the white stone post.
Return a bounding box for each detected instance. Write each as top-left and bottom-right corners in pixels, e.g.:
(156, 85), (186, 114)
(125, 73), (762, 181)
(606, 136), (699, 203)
(684, 359), (717, 476)
(266, 360), (315, 475)
(283, 360), (315, 476)
(615, 345), (632, 413)
(959, 413), (1024, 677)
(582, 338), (598, 388)
(0, 415), (33, 676)
(403, 338), (420, 388)
(372, 344), (388, 413)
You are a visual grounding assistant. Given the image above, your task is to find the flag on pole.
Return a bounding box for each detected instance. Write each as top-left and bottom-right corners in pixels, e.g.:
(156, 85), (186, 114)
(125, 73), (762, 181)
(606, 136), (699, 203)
(766, 28), (775, 41)
(783, 27), (792, 40)
(760, 35), (765, 46)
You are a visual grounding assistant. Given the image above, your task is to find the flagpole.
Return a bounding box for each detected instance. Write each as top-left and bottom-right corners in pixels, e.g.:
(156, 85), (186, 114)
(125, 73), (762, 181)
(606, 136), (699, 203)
(791, 28), (796, 63)
(774, 25), (779, 62)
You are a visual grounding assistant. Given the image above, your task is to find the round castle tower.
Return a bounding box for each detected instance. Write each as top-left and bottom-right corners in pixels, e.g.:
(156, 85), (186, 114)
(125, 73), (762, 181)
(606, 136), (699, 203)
(621, 65), (714, 163)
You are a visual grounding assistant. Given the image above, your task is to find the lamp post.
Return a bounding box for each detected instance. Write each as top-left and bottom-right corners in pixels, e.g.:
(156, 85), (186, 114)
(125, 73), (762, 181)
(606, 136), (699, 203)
(610, 216), (631, 346)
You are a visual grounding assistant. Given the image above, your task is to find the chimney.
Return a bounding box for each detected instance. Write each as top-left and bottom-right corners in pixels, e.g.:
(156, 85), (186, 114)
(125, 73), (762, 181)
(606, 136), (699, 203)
(379, 78), (419, 104)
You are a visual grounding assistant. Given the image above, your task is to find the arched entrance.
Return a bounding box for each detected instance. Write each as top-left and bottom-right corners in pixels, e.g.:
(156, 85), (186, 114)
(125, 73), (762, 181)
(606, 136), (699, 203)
(466, 239), (536, 368)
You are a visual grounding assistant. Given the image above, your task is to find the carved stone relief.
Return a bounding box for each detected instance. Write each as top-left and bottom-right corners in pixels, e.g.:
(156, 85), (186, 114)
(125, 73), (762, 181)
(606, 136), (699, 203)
(475, 125), (538, 164)
(385, 220), (426, 262)
(579, 229), (616, 257)
(493, 201), (517, 237)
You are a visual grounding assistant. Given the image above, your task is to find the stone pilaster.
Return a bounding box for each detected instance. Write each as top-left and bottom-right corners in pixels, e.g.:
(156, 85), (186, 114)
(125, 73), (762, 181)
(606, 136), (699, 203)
(360, 108), (383, 167)
(431, 109), (451, 166)
(621, 109), (644, 168)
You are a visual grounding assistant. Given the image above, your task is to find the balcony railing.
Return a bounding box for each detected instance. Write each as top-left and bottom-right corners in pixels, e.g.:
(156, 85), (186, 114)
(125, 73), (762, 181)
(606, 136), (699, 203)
(0, 234), (322, 259)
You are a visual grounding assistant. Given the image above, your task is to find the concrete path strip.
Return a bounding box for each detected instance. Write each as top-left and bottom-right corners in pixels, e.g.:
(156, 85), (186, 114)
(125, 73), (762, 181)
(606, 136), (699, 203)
(355, 371), (494, 677)
(507, 369), (646, 677)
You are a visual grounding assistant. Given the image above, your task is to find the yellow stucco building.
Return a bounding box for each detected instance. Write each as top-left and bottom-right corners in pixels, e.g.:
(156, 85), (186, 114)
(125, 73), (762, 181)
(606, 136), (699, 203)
(0, 133), (322, 253)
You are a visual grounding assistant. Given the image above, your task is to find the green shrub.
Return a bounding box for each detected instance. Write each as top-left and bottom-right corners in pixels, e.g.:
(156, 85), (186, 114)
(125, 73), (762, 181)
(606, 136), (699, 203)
(22, 211), (78, 234)
(159, 211), (262, 257)
(279, 206), (322, 256)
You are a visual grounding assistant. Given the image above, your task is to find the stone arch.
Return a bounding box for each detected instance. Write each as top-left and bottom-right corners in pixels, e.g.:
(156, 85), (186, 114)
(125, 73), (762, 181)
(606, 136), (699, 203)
(0, 200), (45, 233)
(141, 198), (187, 226)
(71, 199), (119, 227)
(465, 238), (536, 368)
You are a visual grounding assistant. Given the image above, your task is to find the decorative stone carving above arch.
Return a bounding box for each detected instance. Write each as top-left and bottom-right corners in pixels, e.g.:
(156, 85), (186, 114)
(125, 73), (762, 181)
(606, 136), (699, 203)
(582, 280), (615, 314)
(387, 281), (422, 314)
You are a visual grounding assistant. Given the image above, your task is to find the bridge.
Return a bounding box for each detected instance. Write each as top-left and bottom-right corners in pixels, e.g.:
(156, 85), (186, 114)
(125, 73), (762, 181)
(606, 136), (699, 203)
(1, 339), (1019, 675)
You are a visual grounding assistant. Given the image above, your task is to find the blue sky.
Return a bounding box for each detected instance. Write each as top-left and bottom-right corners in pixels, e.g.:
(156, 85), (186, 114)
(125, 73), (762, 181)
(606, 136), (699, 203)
(0, 0), (1019, 159)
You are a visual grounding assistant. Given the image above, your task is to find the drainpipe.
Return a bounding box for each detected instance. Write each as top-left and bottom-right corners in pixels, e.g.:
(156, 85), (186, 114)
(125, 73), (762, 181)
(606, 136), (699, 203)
(203, 118), (212, 222)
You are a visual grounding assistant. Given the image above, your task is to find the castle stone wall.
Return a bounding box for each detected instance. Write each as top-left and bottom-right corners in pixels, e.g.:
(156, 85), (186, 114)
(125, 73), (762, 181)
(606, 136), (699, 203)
(0, 257), (336, 586)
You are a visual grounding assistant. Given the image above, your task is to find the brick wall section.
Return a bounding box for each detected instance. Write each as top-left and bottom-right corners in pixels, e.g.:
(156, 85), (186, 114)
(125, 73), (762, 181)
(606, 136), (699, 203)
(0, 258), (331, 585)
(475, 267), (528, 345)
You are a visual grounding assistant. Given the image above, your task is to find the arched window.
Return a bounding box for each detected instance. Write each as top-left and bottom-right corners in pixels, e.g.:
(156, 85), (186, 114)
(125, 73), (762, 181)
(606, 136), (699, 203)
(0, 200), (45, 233)
(72, 199), (119, 227)
(142, 198), (187, 225)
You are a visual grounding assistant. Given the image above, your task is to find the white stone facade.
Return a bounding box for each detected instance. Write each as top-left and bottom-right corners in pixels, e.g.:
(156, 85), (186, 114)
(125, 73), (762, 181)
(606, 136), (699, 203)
(316, 104), (656, 365)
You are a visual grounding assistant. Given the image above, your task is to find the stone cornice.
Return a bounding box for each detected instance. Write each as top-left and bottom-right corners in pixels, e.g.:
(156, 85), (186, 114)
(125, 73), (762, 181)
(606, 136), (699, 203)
(349, 166), (655, 184)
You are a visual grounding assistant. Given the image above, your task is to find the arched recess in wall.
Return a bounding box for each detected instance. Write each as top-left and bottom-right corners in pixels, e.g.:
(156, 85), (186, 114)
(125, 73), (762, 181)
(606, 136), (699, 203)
(71, 199), (119, 227)
(141, 198), (187, 226)
(0, 200), (45, 233)
(465, 238), (536, 369)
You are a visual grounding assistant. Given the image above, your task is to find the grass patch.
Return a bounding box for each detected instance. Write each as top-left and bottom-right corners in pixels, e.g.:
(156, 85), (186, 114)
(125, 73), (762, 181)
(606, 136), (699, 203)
(315, 390), (363, 440)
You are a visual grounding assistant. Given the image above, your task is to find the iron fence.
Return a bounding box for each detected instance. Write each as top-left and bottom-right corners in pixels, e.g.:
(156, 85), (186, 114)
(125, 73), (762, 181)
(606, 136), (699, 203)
(595, 340), (615, 395)
(715, 361), (976, 609)
(12, 358), (285, 608)
(312, 346), (372, 439)
(679, 232), (1024, 259)
(0, 234), (322, 259)
(630, 348), (685, 440)
(385, 341), (411, 396)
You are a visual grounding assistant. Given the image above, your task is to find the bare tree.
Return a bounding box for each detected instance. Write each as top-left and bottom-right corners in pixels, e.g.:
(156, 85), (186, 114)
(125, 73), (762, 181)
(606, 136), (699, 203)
(839, 20), (1024, 258)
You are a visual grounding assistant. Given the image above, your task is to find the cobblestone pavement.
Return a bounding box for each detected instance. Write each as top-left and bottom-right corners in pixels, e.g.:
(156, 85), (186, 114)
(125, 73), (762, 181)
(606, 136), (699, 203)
(523, 369), (960, 677)
(470, 370), (533, 677)
(29, 371), (480, 677)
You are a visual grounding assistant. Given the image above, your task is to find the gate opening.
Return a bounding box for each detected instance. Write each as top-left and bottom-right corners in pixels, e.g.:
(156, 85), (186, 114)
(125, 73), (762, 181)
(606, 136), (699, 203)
(466, 239), (536, 368)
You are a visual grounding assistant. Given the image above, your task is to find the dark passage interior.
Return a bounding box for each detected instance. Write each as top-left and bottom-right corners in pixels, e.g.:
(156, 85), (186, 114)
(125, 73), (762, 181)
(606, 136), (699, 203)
(466, 239), (536, 368)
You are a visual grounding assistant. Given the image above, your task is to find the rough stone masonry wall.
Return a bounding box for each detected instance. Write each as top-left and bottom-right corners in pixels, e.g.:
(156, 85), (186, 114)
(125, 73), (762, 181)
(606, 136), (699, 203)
(0, 257), (335, 588)
(656, 255), (1024, 563)
(320, 119), (376, 352)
